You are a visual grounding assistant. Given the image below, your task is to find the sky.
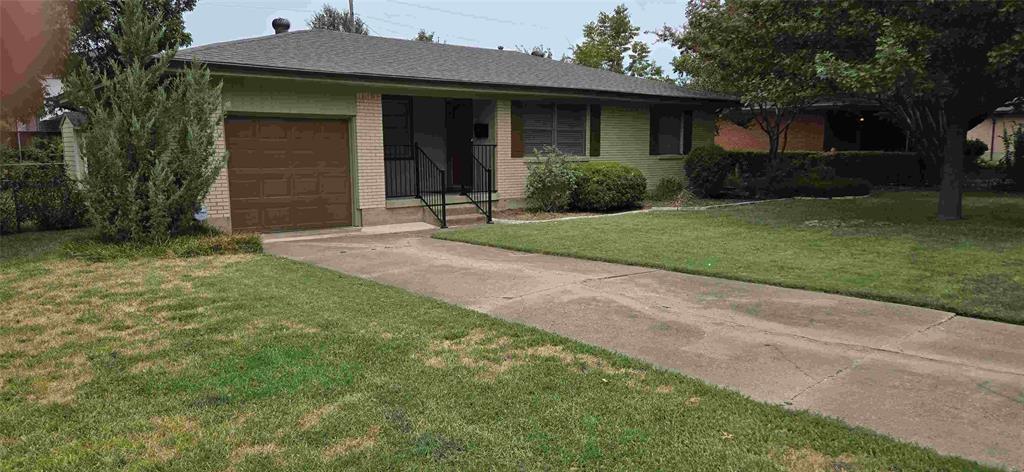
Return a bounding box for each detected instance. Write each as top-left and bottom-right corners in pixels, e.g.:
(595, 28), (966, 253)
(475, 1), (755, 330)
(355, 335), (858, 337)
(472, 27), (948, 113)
(184, 0), (687, 77)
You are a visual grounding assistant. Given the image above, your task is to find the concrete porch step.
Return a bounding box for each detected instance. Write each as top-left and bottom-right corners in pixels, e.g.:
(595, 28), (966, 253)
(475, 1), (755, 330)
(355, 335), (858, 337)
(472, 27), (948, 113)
(445, 211), (487, 227)
(445, 203), (487, 216)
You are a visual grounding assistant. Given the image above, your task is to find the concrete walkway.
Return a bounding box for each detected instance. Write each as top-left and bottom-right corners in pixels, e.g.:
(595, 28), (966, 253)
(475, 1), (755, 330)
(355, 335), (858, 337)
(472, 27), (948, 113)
(264, 228), (1024, 469)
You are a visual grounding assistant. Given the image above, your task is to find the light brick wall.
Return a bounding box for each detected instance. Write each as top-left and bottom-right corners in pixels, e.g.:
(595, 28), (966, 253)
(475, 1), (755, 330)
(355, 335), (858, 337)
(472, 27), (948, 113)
(204, 117), (231, 218)
(494, 99), (527, 199)
(356, 93), (386, 210)
(716, 114), (825, 152)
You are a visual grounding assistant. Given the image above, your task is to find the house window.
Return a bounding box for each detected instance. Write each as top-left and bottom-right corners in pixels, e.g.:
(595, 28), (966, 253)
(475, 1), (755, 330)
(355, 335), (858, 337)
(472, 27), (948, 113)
(513, 102), (588, 156)
(649, 106), (694, 155)
(589, 105), (601, 157)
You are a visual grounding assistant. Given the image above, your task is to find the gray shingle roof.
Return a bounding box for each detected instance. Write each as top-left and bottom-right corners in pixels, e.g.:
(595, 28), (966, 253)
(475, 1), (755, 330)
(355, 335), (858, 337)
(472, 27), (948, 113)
(174, 30), (733, 102)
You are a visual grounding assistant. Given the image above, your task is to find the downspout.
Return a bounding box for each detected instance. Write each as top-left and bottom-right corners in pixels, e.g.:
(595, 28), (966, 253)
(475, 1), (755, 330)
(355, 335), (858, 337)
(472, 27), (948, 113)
(989, 116), (996, 161)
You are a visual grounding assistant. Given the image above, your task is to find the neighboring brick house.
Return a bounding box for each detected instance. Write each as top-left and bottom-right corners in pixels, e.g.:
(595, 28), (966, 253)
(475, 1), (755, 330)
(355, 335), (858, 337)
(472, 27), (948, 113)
(715, 103), (908, 152)
(62, 22), (733, 233)
(967, 106), (1023, 161)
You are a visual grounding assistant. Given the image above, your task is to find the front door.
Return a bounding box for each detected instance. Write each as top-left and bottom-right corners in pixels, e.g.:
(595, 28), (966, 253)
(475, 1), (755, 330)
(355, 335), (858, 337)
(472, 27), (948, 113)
(445, 99), (474, 190)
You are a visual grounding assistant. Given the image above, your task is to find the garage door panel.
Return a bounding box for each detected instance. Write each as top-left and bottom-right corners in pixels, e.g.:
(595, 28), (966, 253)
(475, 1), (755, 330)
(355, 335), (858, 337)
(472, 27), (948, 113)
(232, 208), (261, 229)
(293, 177), (319, 196)
(320, 176), (350, 194)
(225, 117), (352, 232)
(262, 178), (291, 197)
(324, 204), (351, 221)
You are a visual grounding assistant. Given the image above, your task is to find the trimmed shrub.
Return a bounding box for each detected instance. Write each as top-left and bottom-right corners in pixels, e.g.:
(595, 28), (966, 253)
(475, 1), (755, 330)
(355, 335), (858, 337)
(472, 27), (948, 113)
(571, 161), (646, 211)
(787, 176), (873, 198)
(0, 190), (15, 235)
(525, 146), (578, 212)
(718, 150), (931, 188)
(964, 139), (988, 171)
(0, 138), (88, 234)
(683, 145), (732, 197)
(650, 176), (687, 201)
(63, 230), (262, 262)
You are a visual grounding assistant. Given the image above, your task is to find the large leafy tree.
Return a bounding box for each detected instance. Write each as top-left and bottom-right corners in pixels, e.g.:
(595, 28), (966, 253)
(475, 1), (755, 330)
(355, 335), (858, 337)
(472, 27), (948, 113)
(572, 4), (666, 80)
(63, 0), (223, 242)
(660, 0), (831, 166)
(307, 4), (369, 35)
(70, 0), (196, 77)
(814, 0), (1024, 220)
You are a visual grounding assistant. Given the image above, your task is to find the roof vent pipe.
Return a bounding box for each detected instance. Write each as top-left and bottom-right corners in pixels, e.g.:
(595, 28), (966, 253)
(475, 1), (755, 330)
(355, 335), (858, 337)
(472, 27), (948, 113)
(272, 18), (290, 34)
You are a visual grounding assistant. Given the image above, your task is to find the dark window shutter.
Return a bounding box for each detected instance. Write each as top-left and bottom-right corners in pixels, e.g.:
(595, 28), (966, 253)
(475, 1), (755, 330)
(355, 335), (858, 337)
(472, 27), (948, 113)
(649, 107), (658, 155)
(683, 110), (694, 154)
(589, 105), (601, 157)
(511, 101), (524, 158)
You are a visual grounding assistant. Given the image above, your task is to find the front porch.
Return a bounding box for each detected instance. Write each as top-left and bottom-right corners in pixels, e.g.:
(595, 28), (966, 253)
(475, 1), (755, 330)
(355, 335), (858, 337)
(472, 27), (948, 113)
(380, 95), (498, 227)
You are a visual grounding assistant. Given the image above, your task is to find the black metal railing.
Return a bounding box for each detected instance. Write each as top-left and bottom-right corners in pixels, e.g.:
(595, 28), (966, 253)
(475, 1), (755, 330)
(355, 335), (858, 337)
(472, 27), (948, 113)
(384, 144), (416, 198)
(465, 144), (496, 223)
(414, 143), (446, 227)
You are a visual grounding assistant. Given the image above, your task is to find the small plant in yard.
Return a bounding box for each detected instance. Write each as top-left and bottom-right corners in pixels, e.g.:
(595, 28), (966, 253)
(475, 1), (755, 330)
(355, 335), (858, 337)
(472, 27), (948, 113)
(650, 176), (687, 201)
(571, 161), (647, 211)
(525, 146), (578, 212)
(683, 145), (733, 197)
(62, 0), (224, 243)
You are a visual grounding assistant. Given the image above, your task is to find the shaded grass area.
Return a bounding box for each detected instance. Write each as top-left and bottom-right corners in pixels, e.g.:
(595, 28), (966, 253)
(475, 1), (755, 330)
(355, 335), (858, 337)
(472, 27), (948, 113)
(0, 230), (994, 470)
(439, 192), (1024, 324)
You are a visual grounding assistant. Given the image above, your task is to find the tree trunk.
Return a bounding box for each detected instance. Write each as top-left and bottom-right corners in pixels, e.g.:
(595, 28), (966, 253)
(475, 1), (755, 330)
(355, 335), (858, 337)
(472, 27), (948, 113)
(937, 124), (966, 220)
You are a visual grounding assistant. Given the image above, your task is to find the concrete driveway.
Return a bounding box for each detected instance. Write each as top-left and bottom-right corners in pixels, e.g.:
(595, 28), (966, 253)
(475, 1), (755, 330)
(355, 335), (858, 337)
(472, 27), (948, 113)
(264, 226), (1024, 469)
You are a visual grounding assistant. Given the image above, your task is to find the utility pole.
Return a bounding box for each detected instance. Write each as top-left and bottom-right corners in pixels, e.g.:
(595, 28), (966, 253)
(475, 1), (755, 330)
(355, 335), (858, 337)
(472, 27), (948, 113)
(348, 0), (355, 32)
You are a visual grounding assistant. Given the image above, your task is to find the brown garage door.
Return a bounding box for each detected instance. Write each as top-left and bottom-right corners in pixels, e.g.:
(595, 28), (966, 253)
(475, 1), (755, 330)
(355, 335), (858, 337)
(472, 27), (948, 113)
(225, 117), (352, 232)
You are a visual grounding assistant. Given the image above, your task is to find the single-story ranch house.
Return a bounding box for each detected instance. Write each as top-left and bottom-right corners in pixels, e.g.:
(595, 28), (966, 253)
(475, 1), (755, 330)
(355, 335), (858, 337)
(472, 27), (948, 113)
(62, 20), (734, 233)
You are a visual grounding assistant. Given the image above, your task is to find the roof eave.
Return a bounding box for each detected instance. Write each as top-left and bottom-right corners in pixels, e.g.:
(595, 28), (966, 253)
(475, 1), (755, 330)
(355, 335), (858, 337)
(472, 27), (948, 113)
(169, 58), (739, 107)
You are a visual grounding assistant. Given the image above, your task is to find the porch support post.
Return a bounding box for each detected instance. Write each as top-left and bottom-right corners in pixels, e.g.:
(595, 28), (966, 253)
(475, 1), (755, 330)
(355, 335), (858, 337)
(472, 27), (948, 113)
(414, 142), (420, 197)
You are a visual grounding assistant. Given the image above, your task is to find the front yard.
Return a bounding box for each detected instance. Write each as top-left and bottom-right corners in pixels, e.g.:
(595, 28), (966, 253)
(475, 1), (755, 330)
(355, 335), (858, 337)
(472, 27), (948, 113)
(0, 230), (991, 470)
(439, 191), (1024, 325)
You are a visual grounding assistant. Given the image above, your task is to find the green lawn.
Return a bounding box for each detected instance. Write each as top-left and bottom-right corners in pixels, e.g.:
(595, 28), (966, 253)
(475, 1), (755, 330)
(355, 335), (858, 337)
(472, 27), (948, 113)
(0, 230), (995, 470)
(439, 191), (1024, 325)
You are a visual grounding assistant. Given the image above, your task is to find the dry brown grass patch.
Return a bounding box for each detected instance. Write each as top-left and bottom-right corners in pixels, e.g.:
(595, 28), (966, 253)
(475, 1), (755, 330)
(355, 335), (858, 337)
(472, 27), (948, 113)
(226, 443), (282, 471)
(13, 354), (94, 405)
(129, 355), (194, 374)
(422, 330), (646, 382)
(299, 403), (340, 430)
(277, 320), (320, 334)
(655, 385), (674, 394)
(0, 255), (251, 403)
(323, 425), (381, 459)
(143, 415), (200, 462)
(776, 447), (856, 472)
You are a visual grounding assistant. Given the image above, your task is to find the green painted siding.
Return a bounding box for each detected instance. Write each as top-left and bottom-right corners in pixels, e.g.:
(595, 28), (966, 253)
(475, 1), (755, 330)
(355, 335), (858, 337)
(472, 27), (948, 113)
(221, 76), (358, 116)
(60, 118), (84, 181)
(595, 105), (714, 190)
